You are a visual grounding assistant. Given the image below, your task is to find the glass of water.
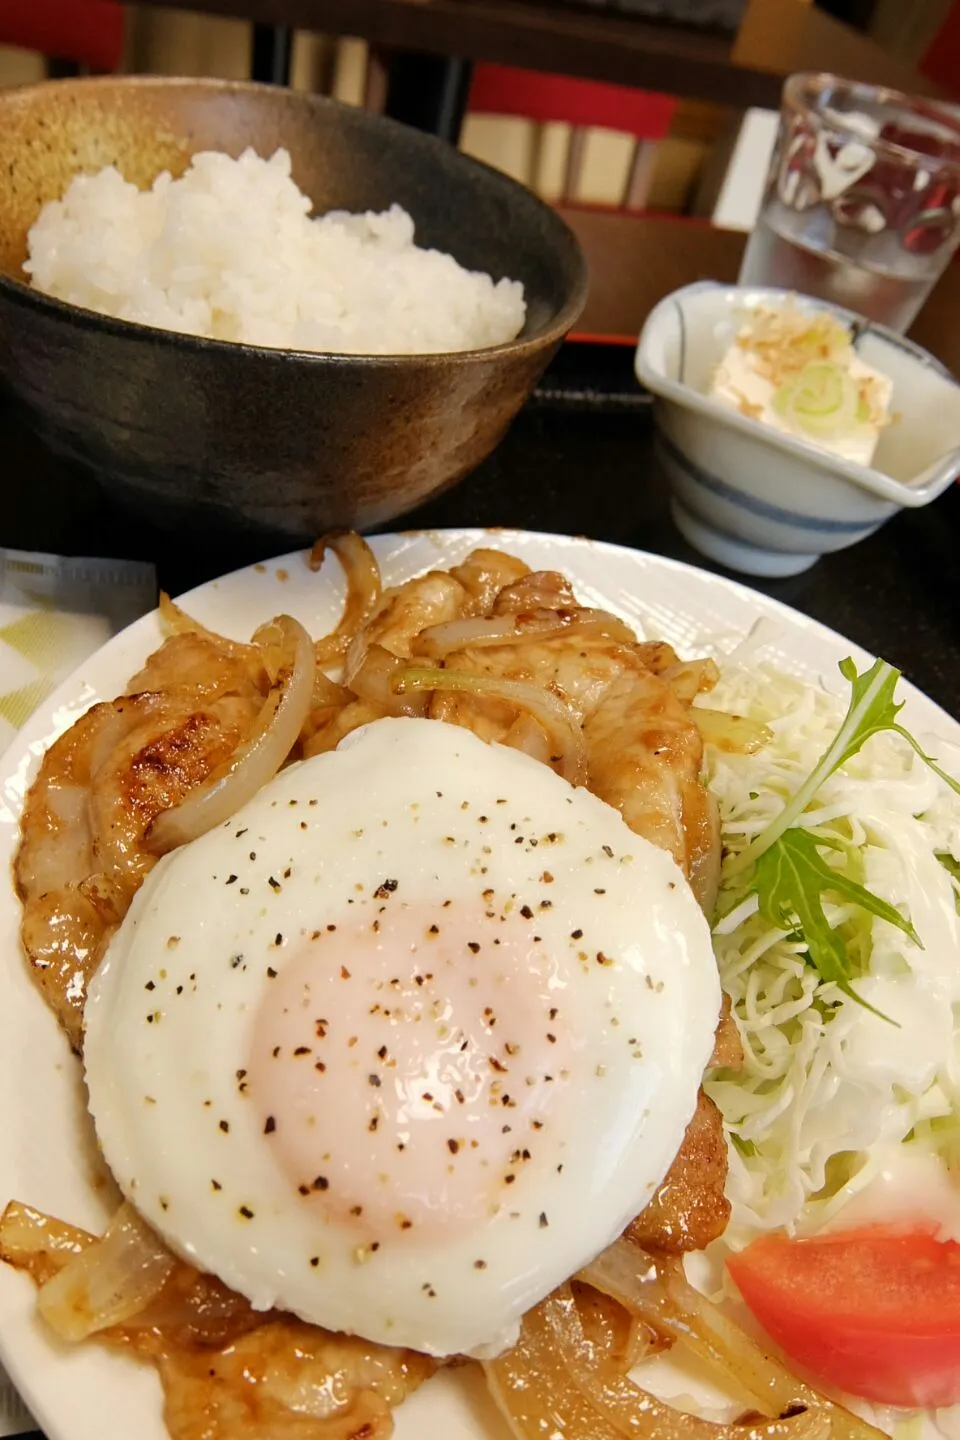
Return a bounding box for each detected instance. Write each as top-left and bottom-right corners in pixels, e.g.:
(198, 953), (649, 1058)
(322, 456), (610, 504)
(739, 73), (960, 332)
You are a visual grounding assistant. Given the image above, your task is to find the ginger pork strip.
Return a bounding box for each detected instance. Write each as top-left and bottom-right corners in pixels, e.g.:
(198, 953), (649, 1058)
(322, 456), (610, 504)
(0, 1202), (434, 1440)
(15, 633), (267, 1047)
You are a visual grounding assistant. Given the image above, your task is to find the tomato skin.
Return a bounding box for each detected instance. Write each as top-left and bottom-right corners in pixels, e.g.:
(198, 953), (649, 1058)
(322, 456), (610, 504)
(727, 1226), (960, 1409)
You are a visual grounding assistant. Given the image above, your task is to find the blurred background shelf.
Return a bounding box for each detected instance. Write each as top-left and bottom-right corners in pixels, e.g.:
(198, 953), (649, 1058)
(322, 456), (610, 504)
(0, 0), (957, 344)
(1, 0), (955, 220)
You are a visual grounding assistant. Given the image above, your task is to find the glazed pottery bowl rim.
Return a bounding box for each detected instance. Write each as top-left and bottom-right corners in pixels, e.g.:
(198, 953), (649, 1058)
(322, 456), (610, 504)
(0, 74), (588, 366)
(0, 274), (583, 367)
(635, 280), (960, 509)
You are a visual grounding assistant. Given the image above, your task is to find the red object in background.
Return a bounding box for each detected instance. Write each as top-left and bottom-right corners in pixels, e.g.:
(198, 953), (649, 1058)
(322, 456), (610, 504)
(0, 0), (124, 71)
(468, 64), (676, 210)
(469, 63), (675, 139)
(921, 0), (960, 99)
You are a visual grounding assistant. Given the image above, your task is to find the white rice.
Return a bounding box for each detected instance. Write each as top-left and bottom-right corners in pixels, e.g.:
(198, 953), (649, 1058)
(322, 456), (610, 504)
(24, 147), (527, 355)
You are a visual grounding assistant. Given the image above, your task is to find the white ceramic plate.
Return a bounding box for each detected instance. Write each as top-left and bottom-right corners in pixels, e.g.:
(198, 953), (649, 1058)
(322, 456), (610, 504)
(0, 529), (956, 1440)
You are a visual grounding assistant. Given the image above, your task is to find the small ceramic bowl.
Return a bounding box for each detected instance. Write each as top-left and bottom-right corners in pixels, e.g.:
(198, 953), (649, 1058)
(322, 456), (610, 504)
(635, 282), (960, 577)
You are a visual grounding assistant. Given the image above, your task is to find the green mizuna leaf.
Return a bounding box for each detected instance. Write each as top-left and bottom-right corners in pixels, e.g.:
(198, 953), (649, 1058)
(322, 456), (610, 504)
(727, 657), (960, 877)
(751, 828), (919, 1023)
(938, 852), (960, 884)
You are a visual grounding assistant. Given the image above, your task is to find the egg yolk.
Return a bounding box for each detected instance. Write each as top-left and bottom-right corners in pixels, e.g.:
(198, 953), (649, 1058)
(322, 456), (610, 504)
(248, 897), (577, 1241)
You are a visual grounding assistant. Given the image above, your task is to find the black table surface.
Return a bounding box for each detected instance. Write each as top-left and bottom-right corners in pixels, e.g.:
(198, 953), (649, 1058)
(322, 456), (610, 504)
(5, 341), (960, 720)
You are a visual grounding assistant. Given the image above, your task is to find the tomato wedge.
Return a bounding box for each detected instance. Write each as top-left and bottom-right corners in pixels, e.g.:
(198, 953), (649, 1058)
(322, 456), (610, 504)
(727, 1226), (960, 1409)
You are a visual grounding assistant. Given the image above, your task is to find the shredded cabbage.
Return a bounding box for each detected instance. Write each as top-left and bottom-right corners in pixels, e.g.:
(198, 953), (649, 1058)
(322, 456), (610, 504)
(701, 660), (960, 1242)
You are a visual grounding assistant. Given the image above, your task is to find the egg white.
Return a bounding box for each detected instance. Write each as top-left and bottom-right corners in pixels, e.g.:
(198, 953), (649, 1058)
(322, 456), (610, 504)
(84, 717), (720, 1356)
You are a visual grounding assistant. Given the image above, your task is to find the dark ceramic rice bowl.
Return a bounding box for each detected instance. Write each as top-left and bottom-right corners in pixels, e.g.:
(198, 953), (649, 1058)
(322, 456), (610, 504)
(0, 76), (587, 540)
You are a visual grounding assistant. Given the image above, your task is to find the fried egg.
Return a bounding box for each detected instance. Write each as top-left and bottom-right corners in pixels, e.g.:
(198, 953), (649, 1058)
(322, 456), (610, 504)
(84, 717), (720, 1357)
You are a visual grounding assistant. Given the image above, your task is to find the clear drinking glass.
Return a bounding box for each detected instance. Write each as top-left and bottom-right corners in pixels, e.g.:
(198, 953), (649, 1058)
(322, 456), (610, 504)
(739, 73), (960, 332)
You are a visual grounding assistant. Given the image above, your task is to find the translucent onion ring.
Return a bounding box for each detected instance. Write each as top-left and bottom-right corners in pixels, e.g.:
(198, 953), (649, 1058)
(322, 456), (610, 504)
(411, 609), (638, 659)
(693, 706), (772, 755)
(1, 1201), (265, 1348)
(392, 666), (587, 786)
(581, 1241), (884, 1439)
(157, 593), (261, 667)
(36, 1202), (175, 1343)
(310, 532), (382, 666)
(485, 1282), (834, 1440)
(146, 615), (314, 855)
(349, 645), (430, 718)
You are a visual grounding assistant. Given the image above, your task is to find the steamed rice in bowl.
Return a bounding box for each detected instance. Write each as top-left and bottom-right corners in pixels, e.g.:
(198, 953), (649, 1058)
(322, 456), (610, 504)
(24, 147), (527, 355)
